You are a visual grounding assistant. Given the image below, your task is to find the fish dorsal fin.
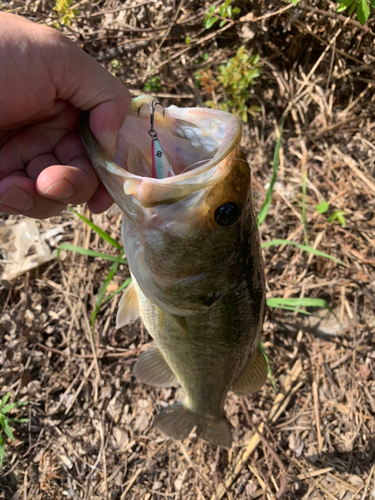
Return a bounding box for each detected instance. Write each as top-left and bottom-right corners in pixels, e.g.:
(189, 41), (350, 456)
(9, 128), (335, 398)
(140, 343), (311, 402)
(134, 345), (178, 387)
(116, 281), (140, 328)
(232, 347), (268, 395)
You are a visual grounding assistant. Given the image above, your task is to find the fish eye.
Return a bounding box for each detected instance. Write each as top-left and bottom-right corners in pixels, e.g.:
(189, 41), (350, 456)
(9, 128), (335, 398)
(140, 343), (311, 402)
(214, 202), (241, 227)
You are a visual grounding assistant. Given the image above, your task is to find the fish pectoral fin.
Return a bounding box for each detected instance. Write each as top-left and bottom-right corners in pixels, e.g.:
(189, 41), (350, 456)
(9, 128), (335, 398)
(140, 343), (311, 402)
(116, 281), (140, 328)
(232, 347), (268, 395)
(155, 403), (232, 448)
(134, 345), (178, 387)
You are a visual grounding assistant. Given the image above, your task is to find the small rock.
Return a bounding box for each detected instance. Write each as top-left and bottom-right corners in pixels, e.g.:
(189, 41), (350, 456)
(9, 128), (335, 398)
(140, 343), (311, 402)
(288, 432), (304, 457)
(306, 444), (319, 464)
(153, 480), (163, 490)
(174, 470), (187, 491)
(112, 426), (129, 448)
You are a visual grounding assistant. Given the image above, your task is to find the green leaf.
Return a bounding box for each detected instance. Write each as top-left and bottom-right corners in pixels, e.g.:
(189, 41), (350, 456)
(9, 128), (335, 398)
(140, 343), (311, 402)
(58, 243), (127, 264)
(267, 297), (334, 315)
(315, 200), (330, 214)
(337, 0), (356, 12)
(357, 0), (370, 24)
(91, 257), (123, 327)
(0, 393), (11, 411)
(204, 16), (219, 29)
(257, 121), (284, 227)
(0, 434), (5, 468)
(267, 303), (311, 315)
(68, 208), (122, 250)
(185, 36), (191, 45)
(328, 210), (347, 228)
(370, 0), (375, 7)
(261, 239), (345, 265)
(7, 418), (29, 424)
(219, 19), (227, 27)
(258, 341), (277, 391)
(0, 416), (14, 441)
(1, 401), (27, 414)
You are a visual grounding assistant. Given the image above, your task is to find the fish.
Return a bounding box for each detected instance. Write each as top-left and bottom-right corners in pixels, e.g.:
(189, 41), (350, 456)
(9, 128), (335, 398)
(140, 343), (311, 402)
(79, 95), (267, 448)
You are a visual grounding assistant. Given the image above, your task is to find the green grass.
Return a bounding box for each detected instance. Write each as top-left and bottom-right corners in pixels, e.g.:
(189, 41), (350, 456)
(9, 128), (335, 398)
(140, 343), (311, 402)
(0, 393), (28, 468)
(58, 208), (131, 333)
(257, 121), (284, 227)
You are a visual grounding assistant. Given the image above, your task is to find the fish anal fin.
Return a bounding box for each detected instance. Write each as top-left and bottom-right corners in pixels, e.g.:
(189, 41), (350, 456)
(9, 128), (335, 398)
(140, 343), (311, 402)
(134, 346), (178, 387)
(155, 403), (232, 448)
(232, 348), (268, 396)
(116, 281), (140, 328)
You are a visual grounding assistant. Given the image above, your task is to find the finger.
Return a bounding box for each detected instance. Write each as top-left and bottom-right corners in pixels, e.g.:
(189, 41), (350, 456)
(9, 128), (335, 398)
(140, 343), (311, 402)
(35, 131), (101, 204)
(0, 176), (66, 219)
(87, 183), (113, 214)
(52, 36), (131, 157)
(0, 105), (79, 175)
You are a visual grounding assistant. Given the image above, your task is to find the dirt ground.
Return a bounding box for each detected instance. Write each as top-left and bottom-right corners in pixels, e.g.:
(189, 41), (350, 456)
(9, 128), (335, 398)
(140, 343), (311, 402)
(1, 1), (375, 499)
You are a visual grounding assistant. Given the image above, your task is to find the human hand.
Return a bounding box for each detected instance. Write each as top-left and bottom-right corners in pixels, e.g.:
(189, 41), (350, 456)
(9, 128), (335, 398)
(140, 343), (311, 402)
(0, 13), (131, 219)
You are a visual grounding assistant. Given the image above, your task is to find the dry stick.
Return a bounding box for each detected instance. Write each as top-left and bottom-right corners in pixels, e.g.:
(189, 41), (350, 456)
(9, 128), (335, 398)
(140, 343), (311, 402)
(282, 16), (352, 120)
(210, 359), (303, 500)
(143, 1), (298, 81)
(157, 0), (186, 51)
(101, 411), (109, 500)
(312, 381), (323, 453)
(332, 145), (375, 197)
(64, 360), (95, 415)
(239, 1), (297, 24)
(142, 22), (233, 80)
(360, 464), (375, 500)
(240, 400), (287, 498)
(120, 468), (144, 499)
(299, 5), (373, 34)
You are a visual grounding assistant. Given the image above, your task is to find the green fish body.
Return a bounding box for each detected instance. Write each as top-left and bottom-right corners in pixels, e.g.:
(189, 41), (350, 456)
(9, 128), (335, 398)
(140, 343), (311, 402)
(80, 96), (267, 447)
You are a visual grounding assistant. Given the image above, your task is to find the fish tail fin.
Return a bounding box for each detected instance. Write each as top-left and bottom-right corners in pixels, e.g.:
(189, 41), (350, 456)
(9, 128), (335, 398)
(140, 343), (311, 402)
(155, 403), (232, 448)
(196, 415), (232, 448)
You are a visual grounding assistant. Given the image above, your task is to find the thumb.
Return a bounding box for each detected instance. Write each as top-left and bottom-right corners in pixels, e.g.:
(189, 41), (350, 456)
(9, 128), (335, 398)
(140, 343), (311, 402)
(51, 33), (131, 157)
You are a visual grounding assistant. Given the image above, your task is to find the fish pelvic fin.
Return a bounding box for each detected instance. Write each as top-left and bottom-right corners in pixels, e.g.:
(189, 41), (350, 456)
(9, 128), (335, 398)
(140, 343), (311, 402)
(155, 403), (232, 448)
(116, 281), (140, 328)
(232, 347), (268, 396)
(134, 345), (178, 387)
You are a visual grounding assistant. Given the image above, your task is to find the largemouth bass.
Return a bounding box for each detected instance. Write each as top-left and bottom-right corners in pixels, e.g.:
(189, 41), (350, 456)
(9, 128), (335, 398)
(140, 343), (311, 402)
(80, 96), (267, 447)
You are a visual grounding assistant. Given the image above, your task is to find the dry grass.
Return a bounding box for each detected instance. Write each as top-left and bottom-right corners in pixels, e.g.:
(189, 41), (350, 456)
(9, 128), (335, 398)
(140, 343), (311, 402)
(1, 1), (375, 498)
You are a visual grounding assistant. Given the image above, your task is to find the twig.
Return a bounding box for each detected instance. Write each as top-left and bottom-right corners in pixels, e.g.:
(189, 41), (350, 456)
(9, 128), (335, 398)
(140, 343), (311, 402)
(312, 381), (323, 452)
(332, 145), (375, 196)
(299, 5), (374, 34)
(282, 16), (352, 120)
(239, 1), (297, 24)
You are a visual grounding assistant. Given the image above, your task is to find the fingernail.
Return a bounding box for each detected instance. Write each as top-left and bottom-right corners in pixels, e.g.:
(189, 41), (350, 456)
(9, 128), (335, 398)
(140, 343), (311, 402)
(41, 177), (75, 200)
(0, 186), (33, 210)
(99, 132), (117, 159)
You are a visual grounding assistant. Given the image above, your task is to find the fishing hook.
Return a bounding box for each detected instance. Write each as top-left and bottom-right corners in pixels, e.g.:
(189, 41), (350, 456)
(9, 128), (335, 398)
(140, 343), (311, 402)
(137, 99), (165, 140)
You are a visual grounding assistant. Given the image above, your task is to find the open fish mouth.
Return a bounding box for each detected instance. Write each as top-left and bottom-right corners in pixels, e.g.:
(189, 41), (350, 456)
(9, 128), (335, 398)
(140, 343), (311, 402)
(80, 96), (251, 315)
(80, 95), (242, 208)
